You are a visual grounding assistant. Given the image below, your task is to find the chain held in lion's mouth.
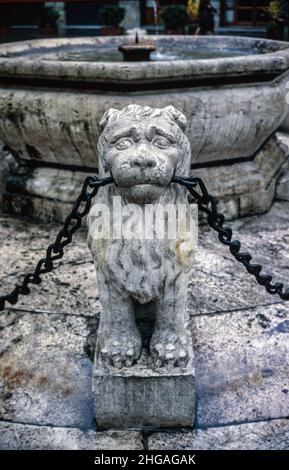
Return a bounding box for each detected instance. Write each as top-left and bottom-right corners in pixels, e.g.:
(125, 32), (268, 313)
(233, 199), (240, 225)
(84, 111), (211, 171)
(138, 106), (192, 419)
(172, 175), (289, 301)
(0, 173), (288, 312)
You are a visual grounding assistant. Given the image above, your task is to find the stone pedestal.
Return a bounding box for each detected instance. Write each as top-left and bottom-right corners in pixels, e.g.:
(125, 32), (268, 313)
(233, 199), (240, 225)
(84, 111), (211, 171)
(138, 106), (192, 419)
(1, 132), (289, 223)
(276, 133), (289, 201)
(93, 351), (195, 430)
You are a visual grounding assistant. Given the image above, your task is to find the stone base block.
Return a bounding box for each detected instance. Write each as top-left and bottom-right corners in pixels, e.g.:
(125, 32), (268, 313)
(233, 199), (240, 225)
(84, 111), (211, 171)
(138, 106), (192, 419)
(276, 140), (289, 201)
(93, 352), (195, 430)
(192, 132), (289, 220)
(277, 174), (289, 201)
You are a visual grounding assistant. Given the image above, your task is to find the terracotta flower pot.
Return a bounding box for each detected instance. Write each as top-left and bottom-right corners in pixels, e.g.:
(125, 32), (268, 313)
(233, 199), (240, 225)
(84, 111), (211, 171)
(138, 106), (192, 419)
(39, 25), (58, 36)
(101, 27), (123, 36)
(165, 27), (184, 35)
(0, 25), (11, 37)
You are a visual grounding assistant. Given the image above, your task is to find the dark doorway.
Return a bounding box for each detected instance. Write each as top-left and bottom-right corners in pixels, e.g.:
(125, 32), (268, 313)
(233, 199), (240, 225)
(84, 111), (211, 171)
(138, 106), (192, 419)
(66, 1), (119, 25)
(0, 2), (44, 26)
(234, 0), (269, 26)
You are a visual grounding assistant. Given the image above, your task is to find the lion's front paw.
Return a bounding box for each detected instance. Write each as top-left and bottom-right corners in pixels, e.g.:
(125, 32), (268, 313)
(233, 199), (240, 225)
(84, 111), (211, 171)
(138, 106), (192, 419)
(98, 330), (141, 369)
(150, 330), (190, 369)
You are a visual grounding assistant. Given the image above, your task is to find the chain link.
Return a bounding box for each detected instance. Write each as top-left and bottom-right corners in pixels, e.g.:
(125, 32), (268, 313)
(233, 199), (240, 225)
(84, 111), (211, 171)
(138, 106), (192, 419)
(0, 175), (113, 312)
(172, 175), (289, 301)
(0, 173), (288, 312)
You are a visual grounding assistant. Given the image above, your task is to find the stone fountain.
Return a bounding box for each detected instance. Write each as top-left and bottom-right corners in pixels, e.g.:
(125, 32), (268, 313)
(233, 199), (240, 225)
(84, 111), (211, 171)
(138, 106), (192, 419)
(0, 35), (289, 221)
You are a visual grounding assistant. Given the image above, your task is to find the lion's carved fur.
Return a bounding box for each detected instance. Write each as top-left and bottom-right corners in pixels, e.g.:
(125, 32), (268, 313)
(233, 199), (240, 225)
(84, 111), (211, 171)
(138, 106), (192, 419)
(88, 105), (194, 368)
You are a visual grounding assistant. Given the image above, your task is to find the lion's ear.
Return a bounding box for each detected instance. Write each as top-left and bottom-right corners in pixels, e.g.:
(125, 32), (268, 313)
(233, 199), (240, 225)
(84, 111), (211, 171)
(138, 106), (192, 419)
(164, 106), (187, 131)
(99, 108), (119, 132)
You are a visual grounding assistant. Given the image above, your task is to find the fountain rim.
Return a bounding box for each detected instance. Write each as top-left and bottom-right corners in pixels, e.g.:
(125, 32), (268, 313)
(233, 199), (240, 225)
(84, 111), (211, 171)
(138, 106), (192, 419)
(0, 35), (289, 86)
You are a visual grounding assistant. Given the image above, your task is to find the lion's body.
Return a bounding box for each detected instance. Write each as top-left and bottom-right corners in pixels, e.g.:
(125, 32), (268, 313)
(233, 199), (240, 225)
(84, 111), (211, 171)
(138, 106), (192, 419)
(89, 185), (193, 305)
(88, 105), (194, 369)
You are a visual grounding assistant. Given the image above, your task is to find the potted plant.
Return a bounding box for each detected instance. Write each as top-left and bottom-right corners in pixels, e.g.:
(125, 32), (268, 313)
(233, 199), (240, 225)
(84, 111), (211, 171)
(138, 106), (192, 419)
(100, 5), (125, 36)
(39, 6), (60, 36)
(265, 1), (285, 40)
(160, 4), (188, 34)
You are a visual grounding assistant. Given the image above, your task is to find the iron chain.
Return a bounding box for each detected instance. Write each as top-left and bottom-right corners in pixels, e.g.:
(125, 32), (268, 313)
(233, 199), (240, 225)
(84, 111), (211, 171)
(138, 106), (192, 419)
(0, 175), (113, 311)
(0, 173), (288, 312)
(172, 175), (289, 301)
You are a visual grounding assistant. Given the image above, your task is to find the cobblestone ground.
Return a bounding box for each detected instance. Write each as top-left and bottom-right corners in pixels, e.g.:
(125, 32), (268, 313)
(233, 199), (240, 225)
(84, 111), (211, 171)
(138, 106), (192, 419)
(0, 202), (289, 449)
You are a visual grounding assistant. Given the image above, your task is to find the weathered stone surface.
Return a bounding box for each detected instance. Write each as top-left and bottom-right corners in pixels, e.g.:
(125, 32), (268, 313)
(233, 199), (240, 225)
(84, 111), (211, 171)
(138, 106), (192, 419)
(193, 131), (289, 220)
(2, 191), (80, 224)
(0, 144), (17, 209)
(0, 215), (101, 316)
(93, 351), (195, 429)
(89, 105), (194, 370)
(0, 311), (94, 427)
(148, 419), (289, 450)
(1, 37), (289, 224)
(276, 133), (289, 201)
(3, 131), (288, 223)
(193, 132), (289, 200)
(0, 79), (286, 168)
(188, 200), (289, 314)
(1, 200), (289, 318)
(0, 36), (288, 168)
(276, 132), (289, 201)
(193, 303), (289, 427)
(90, 105), (195, 428)
(280, 108), (289, 132)
(1, 199), (289, 436)
(277, 170), (289, 201)
(1, 36), (289, 83)
(0, 422), (143, 450)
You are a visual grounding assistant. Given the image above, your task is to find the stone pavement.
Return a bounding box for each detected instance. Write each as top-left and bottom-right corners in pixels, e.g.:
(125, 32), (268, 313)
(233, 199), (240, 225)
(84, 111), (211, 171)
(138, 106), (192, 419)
(0, 202), (289, 450)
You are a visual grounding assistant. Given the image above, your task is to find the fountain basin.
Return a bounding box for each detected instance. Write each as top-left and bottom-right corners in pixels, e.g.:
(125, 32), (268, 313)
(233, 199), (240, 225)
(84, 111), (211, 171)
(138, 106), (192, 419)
(0, 35), (289, 167)
(0, 35), (289, 221)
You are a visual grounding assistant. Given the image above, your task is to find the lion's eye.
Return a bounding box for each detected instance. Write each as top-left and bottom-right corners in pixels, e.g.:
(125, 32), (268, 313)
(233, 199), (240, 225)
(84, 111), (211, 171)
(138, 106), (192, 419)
(152, 136), (170, 149)
(115, 138), (133, 150)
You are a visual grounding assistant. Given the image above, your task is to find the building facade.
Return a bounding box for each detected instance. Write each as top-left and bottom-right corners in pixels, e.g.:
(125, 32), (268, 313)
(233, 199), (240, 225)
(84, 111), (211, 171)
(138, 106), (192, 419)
(0, 1), (272, 36)
(219, 1), (270, 27)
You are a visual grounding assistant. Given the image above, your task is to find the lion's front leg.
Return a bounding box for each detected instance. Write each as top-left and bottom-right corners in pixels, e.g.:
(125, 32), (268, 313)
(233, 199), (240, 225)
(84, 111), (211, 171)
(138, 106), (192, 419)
(96, 270), (142, 369)
(150, 273), (191, 368)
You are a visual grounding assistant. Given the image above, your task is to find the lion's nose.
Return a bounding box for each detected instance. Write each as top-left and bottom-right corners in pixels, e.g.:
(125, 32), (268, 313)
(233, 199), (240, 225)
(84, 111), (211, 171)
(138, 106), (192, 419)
(130, 154), (156, 169)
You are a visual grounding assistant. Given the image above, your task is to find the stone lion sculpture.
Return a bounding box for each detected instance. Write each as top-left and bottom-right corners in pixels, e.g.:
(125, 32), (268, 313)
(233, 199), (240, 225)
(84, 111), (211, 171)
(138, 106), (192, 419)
(88, 104), (195, 370)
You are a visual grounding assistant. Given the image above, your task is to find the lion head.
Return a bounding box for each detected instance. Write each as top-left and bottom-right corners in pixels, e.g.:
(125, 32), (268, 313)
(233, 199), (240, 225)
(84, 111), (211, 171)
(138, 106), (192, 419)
(97, 104), (191, 204)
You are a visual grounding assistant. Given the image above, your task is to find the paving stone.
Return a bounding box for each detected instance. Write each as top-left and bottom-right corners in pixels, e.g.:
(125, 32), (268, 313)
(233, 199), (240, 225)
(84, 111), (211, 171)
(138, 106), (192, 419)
(0, 201), (289, 437)
(0, 421), (143, 450)
(0, 311), (95, 427)
(193, 303), (289, 427)
(148, 418), (289, 450)
(0, 215), (101, 316)
(2, 199), (289, 318)
(188, 200), (289, 314)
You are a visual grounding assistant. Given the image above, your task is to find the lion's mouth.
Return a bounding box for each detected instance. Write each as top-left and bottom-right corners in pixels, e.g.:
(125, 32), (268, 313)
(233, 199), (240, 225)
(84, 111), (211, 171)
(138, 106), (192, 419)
(113, 168), (171, 188)
(132, 183), (159, 187)
(116, 177), (169, 188)
(118, 182), (165, 191)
